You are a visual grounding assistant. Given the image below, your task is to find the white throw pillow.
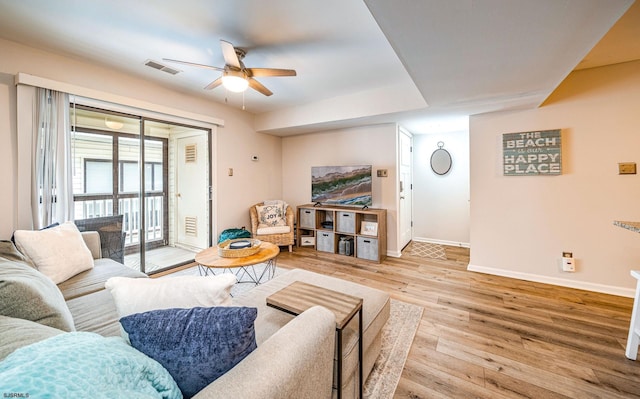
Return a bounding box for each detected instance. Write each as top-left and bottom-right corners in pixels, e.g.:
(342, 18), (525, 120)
(104, 274), (237, 318)
(14, 221), (94, 284)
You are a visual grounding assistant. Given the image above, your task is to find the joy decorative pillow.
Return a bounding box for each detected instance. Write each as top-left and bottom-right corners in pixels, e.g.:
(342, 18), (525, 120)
(256, 204), (286, 228)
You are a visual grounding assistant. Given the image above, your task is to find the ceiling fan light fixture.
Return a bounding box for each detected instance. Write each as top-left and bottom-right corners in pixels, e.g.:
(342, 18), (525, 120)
(221, 70), (249, 93)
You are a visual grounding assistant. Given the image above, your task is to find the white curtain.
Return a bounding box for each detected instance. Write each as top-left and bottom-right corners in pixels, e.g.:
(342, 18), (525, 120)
(32, 88), (73, 229)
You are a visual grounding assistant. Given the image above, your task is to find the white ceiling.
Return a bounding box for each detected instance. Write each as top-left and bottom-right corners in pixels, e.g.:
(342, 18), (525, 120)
(0, 0), (637, 135)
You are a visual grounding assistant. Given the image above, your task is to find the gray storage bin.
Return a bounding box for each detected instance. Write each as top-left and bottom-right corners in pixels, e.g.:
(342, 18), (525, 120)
(357, 236), (379, 261)
(336, 212), (356, 234)
(299, 208), (316, 229)
(317, 231), (335, 253)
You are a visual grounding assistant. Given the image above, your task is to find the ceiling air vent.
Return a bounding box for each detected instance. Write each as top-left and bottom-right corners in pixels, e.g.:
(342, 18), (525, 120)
(144, 59), (181, 75)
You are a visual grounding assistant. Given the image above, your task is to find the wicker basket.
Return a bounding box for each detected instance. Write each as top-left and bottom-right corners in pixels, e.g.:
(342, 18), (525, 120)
(217, 238), (261, 258)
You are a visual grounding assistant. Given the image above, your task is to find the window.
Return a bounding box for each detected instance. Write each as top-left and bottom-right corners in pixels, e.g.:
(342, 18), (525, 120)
(84, 160), (113, 194)
(118, 160), (162, 193)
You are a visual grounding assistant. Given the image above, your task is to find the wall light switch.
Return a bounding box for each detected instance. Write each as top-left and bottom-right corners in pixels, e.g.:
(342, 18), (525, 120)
(228, 168), (233, 176)
(618, 162), (637, 175)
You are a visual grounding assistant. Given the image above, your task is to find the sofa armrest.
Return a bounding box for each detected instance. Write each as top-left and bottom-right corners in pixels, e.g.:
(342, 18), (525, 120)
(81, 231), (102, 260)
(193, 306), (336, 399)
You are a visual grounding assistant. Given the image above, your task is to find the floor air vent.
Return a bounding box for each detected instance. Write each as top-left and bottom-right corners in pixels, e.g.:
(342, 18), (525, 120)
(185, 217), (197, 237)
(144, 59), (181, 75)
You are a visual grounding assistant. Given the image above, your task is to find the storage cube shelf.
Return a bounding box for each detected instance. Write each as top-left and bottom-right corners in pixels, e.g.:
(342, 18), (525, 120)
(296, 204), (387, 262)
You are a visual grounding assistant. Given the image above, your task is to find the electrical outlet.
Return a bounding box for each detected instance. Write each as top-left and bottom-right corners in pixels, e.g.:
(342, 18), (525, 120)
(561, 251), (575, 272)
(377, 169), (388, 177)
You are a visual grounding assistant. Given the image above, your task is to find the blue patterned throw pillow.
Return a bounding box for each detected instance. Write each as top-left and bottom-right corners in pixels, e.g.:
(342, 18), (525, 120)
(120, 306), (257, 399)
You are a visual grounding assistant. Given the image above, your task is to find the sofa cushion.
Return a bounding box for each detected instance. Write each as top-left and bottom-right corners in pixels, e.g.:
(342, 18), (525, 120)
(0, 315), (64, 361)
(0, 253), (75, 332)
(13, 221), (94, 284)
(66, 289), (123, 337)
(121, 306), (257, 399)
(58, 258), (145, 301)
(0, 240), (32, 265)
(256, 225), (291, 235)
(105, 274), (237, 318)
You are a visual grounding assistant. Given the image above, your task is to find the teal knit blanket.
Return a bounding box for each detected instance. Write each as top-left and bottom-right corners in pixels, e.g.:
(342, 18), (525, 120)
(0, 332), (182, 399)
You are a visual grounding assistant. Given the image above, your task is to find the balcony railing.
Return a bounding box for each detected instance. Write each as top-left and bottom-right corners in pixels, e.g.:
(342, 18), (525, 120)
(74, 195), (163, 246)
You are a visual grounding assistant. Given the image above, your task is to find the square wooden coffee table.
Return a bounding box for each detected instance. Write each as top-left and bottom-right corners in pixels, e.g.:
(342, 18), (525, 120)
(266, 281), (363, 399)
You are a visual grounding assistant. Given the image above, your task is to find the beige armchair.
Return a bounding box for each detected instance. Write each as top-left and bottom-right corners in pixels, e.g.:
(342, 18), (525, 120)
(250, 201), (294, 252)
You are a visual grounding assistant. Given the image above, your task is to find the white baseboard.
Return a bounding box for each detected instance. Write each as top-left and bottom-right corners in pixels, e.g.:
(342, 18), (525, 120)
(467, 264), (635, 298)
(387, 250), (402, 258)
(412, 237), (470, 248)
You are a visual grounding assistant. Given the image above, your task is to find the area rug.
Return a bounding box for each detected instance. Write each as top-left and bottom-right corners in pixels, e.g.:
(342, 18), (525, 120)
(364, 299), (423, 399)
(405, 241), (447, 260)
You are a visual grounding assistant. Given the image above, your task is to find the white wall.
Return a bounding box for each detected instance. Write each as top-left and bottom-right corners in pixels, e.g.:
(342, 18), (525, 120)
(281, 124), (400, 255)
(413, 131), (470, 246)
(469, 60), (640, 296)
(0, 38), (281, 240)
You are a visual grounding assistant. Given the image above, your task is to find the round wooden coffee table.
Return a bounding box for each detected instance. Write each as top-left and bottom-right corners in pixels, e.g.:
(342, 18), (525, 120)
(195, 241), (280, 285)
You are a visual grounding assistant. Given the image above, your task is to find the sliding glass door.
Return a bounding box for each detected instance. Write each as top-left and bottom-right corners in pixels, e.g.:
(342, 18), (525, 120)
(70, 105), (211, 274)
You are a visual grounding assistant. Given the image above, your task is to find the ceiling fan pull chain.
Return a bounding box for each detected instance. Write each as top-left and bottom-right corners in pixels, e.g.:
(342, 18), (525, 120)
(242, 91), (245, 111)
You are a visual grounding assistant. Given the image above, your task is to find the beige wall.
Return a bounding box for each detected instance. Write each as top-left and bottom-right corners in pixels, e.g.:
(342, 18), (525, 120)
(469, 60), (640, 296)
(281, 124), (401, 255)
(0, 38), (282, 240)
(0, 71), (17, 236)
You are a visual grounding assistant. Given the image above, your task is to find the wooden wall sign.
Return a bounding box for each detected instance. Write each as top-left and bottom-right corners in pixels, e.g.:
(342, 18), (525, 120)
(503, 129), (562, 176)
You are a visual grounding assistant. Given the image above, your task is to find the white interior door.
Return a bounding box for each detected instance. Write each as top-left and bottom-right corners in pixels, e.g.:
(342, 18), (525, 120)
(175, 134), (209, 250)
(399, 129), (413, 250)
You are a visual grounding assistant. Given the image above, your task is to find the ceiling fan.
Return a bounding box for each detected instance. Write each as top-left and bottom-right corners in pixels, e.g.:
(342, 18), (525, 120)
(163, 40), (296, 96)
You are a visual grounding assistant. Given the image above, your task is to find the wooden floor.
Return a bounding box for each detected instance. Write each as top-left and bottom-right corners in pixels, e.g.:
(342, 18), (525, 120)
(276, 245), (640, 399)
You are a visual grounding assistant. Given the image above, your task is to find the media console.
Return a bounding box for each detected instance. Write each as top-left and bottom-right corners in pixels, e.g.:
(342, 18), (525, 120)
(296, 204), (387, 263)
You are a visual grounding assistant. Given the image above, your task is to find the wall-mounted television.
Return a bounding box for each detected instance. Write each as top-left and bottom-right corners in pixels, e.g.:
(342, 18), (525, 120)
(311, 165), (372, 207)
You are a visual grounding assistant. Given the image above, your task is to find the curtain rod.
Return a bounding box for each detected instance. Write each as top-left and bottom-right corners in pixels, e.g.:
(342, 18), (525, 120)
(14, 72), (225, 128)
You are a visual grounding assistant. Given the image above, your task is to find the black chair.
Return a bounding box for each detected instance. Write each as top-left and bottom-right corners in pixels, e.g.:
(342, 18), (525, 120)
(75, 215), (126, 263)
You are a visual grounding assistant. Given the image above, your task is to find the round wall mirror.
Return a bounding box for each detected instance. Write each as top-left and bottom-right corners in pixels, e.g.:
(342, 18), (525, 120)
(430, 141), (452, 175)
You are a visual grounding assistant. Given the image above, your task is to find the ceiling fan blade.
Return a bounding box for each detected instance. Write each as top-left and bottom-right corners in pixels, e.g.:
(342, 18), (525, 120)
(220, 40), (241, 69)
(247, 68), (297, 77)
(162, 58), (224, 71)
(204, 77), (222, 90)
(248, 78), (273, 96)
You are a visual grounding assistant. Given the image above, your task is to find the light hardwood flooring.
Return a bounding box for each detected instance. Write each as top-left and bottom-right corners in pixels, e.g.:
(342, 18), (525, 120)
(275, 245), (640, 398)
